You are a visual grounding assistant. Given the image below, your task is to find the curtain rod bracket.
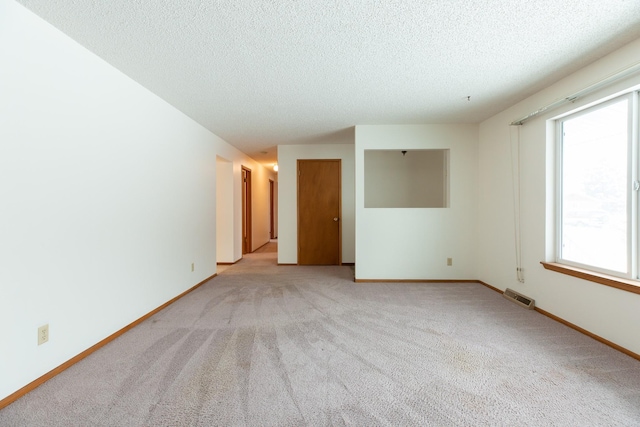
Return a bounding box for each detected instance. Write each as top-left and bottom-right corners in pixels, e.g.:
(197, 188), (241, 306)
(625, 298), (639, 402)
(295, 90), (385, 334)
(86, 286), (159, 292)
(509, 60), (640, 126)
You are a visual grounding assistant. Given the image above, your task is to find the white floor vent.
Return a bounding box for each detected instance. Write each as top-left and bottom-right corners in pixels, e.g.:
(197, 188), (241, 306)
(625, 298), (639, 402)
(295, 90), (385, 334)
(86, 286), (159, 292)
(503, 288), (535, 309)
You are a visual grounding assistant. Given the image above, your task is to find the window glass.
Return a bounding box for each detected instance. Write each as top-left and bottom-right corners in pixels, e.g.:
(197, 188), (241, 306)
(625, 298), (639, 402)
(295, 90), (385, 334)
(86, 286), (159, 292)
(559, 98), (629, 273)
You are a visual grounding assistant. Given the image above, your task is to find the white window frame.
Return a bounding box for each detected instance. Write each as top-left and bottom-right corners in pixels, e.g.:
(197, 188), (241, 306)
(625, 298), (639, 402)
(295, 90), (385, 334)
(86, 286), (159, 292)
(555, 91), (639, 280)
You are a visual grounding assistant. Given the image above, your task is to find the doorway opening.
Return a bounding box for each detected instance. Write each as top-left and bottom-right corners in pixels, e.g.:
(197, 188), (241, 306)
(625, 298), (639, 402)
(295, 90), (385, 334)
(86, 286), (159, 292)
(270, 179), (277, 240)
(242, 166), (252, 254)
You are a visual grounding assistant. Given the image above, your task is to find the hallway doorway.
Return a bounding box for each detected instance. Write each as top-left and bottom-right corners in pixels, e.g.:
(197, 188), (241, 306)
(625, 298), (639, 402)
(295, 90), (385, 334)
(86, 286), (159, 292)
(270, 179), (276, 239)
(242, 166), (252, 254)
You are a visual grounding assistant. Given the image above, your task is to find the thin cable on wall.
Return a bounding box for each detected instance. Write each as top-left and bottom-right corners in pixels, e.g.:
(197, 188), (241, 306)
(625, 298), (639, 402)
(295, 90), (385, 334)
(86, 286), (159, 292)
(510, 125), (525, 283)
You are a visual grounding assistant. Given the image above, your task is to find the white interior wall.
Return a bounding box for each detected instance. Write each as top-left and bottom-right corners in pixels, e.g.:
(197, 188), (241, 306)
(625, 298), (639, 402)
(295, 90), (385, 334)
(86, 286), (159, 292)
(216, 157), (234, 263)
(0, 0), (273, 401)
(478, 37), (640, 355)
(355, 125), (478, 280)
(277, 144), (355, 264)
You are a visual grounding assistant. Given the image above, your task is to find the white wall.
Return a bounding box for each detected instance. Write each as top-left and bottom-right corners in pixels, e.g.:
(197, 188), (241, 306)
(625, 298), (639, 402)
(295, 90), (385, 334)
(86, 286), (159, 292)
(216, 156), (234, 262)
(277, 144), (355, 264)
(355, 125), (478, 280)
(0, 0), (273, 401)
(478, 38), (640, 355)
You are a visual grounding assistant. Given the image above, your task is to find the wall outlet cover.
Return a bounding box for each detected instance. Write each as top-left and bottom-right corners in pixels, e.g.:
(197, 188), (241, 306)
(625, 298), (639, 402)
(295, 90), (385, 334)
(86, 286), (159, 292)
(38, 324), (49, 345)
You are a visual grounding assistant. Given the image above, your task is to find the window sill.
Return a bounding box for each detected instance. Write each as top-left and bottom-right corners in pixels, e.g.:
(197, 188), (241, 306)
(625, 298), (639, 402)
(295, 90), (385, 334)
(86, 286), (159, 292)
(540, 262), (640, 295)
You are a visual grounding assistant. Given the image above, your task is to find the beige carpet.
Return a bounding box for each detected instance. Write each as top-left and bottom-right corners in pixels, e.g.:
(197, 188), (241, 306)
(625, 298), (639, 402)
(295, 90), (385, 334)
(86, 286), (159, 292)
(2, 243), (639, 426)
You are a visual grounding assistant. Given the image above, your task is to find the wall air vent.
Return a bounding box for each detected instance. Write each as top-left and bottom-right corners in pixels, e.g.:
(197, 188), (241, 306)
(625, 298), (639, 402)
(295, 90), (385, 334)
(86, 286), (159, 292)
(503, 288), (535, 309)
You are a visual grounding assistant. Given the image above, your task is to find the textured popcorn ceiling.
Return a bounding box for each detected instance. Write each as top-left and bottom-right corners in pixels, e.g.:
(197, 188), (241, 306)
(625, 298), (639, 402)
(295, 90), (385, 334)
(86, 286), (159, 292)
(16, 0), (640, 164)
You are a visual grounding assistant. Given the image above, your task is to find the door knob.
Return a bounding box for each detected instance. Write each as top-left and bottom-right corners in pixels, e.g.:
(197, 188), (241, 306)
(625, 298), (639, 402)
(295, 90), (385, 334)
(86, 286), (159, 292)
(333, 217), (339, 221)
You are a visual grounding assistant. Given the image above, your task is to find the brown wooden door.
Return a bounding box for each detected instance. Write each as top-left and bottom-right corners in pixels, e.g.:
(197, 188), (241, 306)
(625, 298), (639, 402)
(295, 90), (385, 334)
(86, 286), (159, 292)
(269, 179), (275, 239)
(242, 167), (252, 254)
(298, 159), (341, 265)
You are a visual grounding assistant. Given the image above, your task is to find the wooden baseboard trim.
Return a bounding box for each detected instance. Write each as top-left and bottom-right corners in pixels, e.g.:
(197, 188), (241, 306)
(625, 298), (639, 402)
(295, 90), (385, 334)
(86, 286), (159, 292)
(0, 273), (217, 410)
(477, 280), (503, 293)
(477, 279), (640, 362)
(534, 306), (640, 362)
(276, 263), (353, 266)
(217, 259), (241, 265)
(252, 241), (271, 253)
(354, 279), (480, 283)
(3, 275), (636, 410)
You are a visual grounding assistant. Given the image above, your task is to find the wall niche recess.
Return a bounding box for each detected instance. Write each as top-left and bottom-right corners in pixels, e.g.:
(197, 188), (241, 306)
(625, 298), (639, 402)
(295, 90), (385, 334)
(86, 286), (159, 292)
(364, 149), (449, 208)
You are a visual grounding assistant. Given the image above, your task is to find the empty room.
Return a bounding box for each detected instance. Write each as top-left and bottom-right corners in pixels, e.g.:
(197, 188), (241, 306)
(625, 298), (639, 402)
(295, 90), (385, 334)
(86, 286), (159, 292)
(1, 0), (640, 425)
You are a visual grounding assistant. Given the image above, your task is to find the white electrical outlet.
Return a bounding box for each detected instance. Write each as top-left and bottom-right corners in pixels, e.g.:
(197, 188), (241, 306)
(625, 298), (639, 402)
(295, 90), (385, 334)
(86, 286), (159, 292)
(191, 262), (194, 272)
(447, 258), (453, 266)
(38, 324), (49, 345)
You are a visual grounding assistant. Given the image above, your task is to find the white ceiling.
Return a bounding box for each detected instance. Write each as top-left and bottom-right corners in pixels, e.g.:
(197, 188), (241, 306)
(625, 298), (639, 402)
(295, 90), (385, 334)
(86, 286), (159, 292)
(16, 0), (640, 166)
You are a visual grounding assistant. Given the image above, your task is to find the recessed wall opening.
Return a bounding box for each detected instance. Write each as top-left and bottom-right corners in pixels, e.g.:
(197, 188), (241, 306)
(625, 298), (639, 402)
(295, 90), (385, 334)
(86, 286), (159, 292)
(364, 149), (450, 208)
